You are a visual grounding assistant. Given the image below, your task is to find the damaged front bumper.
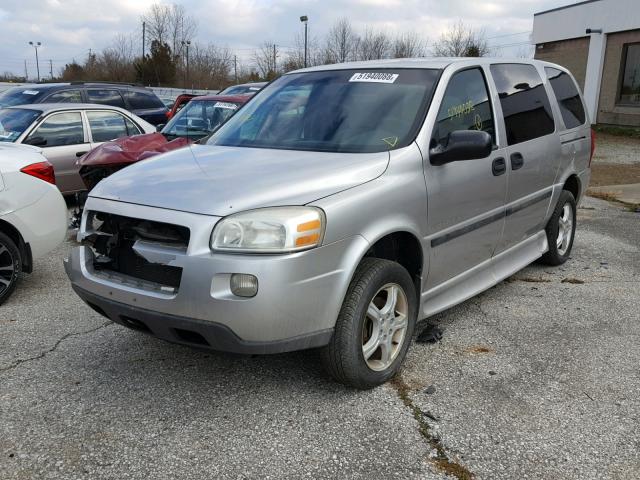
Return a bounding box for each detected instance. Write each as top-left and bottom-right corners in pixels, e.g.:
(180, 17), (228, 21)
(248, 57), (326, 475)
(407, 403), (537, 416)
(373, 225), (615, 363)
(65, 197), (367, 354)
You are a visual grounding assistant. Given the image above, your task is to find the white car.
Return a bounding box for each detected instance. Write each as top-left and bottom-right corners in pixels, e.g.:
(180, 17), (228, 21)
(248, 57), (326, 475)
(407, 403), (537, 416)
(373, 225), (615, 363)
(0, 143), (67, 304)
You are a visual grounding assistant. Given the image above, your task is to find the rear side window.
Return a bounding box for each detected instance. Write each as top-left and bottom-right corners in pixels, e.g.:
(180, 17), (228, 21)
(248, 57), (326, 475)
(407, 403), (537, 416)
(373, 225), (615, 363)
(545, 67), (586, 129)
(27, 112), (84, 147)
(86, 111), (130, 142)
(490, 64), (555, 145)
(433, 68), (495, 146)
(45, 89), (83, 104)
(87, 89), (126, 109)
(125, 91), (165, 110)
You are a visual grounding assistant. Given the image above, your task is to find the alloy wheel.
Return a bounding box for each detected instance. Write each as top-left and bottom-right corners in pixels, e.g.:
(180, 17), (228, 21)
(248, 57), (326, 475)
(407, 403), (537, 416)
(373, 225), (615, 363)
(362, 283), (409, 371)
(0, 243), (16, 294)
(556, 203), (574, 256)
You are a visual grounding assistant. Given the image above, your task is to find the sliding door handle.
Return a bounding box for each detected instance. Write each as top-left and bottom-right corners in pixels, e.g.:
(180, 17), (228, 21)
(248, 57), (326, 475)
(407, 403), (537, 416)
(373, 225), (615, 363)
(492, 157), (506, 176)
(510, 152), (524, 170)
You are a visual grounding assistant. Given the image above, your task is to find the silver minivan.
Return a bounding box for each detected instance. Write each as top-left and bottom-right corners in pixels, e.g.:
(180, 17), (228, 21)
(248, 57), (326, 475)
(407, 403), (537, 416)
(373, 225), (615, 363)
(66, 58), (592, 388)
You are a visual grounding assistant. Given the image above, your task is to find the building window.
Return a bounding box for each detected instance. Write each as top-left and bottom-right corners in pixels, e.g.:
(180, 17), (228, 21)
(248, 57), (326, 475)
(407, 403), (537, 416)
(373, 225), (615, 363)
(619, 43), (640, 106)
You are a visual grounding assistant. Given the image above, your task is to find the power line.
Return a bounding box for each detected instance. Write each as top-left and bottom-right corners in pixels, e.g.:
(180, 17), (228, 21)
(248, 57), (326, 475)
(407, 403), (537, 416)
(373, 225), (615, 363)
(486, 30), (531, 40)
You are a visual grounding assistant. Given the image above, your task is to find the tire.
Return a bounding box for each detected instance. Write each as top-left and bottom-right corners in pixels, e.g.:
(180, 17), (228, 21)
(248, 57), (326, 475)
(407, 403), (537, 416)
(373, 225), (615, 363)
(539, 190), (577, 266)
(0, 231), (21, 306)
(321, 257), (417, 389)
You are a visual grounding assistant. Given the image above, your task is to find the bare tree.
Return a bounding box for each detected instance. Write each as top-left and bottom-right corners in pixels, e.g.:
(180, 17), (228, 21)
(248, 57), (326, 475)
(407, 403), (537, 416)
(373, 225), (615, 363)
(142, 3), (197, 60)
(432, 21), (489, 57)
(324, 18), (359, 63)
(187, 43), (233, 89)
(392, 32), (426, 58)
(357, 28), (391, 61)
(254, 42), (279, 80)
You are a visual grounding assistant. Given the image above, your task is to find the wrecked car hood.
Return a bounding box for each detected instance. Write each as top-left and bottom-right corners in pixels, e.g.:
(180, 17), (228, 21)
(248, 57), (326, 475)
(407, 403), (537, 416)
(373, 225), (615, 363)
(89, 144), (389, 216)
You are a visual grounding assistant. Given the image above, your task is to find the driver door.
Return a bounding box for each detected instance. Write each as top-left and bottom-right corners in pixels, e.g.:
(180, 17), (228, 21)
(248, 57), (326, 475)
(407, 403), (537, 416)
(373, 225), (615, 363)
(423, 67), (508, 289)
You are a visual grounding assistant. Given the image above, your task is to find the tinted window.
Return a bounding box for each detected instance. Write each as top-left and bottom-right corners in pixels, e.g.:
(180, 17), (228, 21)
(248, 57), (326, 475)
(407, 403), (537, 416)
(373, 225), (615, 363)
(86, 111), (129, 142)
(87, 89), (126, 109)
(0, 87), (46, 107)
(619, 43), (640, 105)
(490, 64), (555, 145)
(210, 69), (441, 153)
(45, 89), (83, 103)
(27, 112), (84, 147)
(163, 100), (240, 140)
(545, 67), (586, 129)
(433, 68), (495, 147)
(0, 108), (41, 142)
(125, 91), (165, 110)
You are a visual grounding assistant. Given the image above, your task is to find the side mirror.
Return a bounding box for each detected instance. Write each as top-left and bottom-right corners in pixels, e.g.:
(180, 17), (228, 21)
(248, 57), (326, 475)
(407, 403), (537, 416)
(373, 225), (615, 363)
(429, 130), (492, 166)
(156, 124), (166, 132)
(23, 136), (47, 147)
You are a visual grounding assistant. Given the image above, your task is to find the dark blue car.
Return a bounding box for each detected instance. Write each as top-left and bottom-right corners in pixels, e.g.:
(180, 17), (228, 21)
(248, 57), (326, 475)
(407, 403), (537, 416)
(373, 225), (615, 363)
(0, 82), (169, 126)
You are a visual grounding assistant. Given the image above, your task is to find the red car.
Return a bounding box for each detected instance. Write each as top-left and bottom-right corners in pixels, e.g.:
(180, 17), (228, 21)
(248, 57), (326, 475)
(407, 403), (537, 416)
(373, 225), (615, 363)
(78, 94), (251, 191)
(165, 93), (197, 120)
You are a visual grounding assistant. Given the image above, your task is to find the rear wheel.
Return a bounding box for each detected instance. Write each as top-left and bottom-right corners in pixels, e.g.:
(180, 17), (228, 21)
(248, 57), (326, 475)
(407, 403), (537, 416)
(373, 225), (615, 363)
(0, 231), (21, 306)
(321, 258), (417, 389)
(539, 190), (576, 266)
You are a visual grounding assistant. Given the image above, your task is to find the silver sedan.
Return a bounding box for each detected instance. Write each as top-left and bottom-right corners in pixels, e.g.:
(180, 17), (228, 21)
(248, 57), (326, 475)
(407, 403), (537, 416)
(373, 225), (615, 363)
(0, 104), (155, 194)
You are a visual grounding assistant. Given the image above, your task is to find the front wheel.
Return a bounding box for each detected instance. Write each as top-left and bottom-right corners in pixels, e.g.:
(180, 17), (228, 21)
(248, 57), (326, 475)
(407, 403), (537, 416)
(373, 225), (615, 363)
(321, 258), (417, 389)
(539, 190), (577, 266)
(0, 231), (21, 306)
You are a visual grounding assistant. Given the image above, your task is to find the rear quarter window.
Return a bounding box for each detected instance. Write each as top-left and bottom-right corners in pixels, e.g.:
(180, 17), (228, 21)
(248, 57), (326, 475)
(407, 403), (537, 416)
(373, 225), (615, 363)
(545, 67), (586, 129)
(125, 91), (165, 110)
(490, 63), (555, 145)
(87, 89), (126, 109)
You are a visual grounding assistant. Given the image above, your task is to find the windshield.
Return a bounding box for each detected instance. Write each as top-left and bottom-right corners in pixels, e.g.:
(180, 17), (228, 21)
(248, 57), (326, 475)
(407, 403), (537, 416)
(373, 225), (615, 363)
(0, 87), (46, 107)
(208, 69), (440, 153)
(220, 84), (263, 95)
(0, 108), (41, 142)
(162, 99), (241, 140)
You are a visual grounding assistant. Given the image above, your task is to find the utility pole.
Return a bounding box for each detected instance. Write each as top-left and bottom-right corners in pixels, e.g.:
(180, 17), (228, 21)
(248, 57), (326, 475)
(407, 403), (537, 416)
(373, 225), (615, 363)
(300, 16), (309, 68)
(24, 60), (28, 81)
(234, 55), (238, 82)
(49, 60), (53, 79)
(273, 44), (277, 76)
(182, 40), (191, 90)
(28, 41), (41, 82)
(142, 21), (146, 85)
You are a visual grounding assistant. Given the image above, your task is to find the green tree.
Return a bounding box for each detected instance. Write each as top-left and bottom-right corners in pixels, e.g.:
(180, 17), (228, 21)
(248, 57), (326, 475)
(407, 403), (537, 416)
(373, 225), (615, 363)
(135, 40), (176, 86)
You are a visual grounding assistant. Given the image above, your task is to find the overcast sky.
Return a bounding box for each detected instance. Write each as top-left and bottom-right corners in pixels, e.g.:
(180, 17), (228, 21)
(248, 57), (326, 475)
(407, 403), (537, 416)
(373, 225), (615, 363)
(0, 0), (580, 78)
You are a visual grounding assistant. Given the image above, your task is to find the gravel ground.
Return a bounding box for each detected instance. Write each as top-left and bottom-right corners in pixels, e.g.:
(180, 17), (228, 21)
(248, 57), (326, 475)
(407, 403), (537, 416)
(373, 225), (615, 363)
(592, 132), (640, 166)
(1, 196), (638, 479)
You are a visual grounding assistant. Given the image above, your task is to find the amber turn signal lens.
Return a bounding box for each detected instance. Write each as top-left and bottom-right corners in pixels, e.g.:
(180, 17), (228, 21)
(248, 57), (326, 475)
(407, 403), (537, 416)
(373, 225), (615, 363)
(295, 233), (320, 247)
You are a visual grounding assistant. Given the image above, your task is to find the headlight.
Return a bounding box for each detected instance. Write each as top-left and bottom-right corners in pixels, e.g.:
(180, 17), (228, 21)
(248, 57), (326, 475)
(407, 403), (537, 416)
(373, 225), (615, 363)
(210, 207), (325, 253)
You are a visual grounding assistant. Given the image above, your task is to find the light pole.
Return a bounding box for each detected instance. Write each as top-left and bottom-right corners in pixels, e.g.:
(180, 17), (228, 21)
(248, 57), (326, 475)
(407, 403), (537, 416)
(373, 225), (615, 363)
(28, 41), (41, 82)
(182, 40), (191, 90)
(300, 16), (308, 68)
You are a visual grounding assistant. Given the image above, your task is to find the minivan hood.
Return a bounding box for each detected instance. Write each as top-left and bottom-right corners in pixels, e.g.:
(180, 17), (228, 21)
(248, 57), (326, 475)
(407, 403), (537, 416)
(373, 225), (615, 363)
(89, 144), (389, 216)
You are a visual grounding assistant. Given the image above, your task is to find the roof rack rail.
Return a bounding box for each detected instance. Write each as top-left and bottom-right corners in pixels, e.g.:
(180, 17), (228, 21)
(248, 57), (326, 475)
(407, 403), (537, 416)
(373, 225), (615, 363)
(69, 81), (145, 87)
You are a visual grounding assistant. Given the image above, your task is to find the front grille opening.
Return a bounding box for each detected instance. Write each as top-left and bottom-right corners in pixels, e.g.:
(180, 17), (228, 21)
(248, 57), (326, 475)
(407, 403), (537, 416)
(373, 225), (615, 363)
(120, 315), (151, 333)
(173, 328), (209, 346)
(87, 302), (109, 319)
(84, 211), (189, 290)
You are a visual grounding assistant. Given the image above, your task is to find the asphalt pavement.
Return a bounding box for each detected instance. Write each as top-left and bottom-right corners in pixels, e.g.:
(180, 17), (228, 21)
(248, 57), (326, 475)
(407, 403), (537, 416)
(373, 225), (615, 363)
(1, 195), (638, 479)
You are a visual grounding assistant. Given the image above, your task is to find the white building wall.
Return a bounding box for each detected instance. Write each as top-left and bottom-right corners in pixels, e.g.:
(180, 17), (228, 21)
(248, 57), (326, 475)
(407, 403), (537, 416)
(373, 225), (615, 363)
(533, 0), (640, 122)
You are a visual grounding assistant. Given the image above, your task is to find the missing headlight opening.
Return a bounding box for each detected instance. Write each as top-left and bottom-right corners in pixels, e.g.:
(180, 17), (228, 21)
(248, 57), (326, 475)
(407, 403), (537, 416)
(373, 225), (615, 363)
(83, 211), (190, 291)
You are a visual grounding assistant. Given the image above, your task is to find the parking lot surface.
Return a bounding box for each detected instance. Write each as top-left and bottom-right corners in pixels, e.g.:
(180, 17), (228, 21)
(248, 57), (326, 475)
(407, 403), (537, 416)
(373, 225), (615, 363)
(1, 195), (638, 479)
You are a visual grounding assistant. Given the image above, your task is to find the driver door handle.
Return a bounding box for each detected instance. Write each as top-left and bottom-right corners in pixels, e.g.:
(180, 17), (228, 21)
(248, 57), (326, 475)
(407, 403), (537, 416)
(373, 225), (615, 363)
(76, 151), (88, 158)
(492, 157), (506, 176)
(510, 152), (524, 170)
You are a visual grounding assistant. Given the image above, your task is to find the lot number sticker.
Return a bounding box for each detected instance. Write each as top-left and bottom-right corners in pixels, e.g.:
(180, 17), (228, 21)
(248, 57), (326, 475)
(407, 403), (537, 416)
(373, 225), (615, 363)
(349, 72), (399, 84)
